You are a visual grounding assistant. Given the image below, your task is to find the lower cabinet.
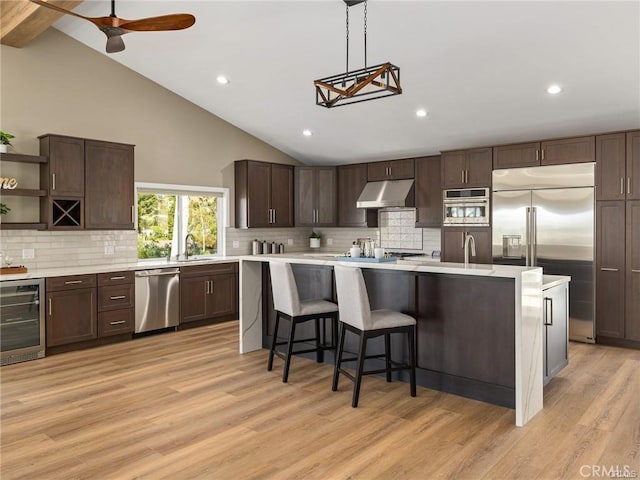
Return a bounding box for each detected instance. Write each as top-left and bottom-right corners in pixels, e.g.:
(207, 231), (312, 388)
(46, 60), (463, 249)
(97, 271), (135, 337)
(180, 263), (238, 324)
(46, 274), (97, 347)
(441, 227), (492, 264)
(543, 281), (569, 385)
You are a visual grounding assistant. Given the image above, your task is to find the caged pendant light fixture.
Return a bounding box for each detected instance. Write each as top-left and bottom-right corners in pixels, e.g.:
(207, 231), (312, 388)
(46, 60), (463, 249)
(314, 0), (402, 108)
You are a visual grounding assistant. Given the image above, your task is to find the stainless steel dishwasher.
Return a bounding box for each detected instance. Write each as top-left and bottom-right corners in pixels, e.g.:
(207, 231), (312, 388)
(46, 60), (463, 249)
(135, 268), (180, 333)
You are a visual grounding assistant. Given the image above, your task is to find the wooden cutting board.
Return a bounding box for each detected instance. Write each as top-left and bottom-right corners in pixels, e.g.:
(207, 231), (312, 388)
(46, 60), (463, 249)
(0, 266), (28, 274)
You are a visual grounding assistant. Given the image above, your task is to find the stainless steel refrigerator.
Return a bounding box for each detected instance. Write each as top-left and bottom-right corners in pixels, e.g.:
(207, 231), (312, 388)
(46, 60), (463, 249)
(492, 163), (595, 343)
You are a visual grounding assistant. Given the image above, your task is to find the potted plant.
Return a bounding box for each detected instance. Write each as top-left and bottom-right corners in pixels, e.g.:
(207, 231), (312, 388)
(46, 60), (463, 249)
(309, 231), (321, 249)
(0, 131), (14, 153)
(0, 203), (10, 215)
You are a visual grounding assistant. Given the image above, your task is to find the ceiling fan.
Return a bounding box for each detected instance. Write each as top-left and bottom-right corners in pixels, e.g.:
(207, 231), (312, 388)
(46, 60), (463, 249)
(29, 0), (196, 53)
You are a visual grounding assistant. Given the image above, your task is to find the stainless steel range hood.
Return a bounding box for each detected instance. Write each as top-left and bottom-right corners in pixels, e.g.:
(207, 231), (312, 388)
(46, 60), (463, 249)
(356, 179), (415, 208)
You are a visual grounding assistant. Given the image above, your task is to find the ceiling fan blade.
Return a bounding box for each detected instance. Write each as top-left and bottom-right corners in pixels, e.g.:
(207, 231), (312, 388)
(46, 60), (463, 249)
(105, 34), (125, 53)
(118, 14), (196, 32)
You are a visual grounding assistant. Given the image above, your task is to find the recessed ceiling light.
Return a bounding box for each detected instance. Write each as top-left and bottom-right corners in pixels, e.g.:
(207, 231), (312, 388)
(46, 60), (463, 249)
(216, 75), (229, 85)
(302, 129), (313, 137)
(416, 109), (428, 118)
(546, 84), (562, 95)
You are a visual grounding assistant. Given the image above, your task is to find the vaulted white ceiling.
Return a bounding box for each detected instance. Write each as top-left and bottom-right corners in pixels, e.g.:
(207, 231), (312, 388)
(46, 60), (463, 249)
(52, 0), (640, 165)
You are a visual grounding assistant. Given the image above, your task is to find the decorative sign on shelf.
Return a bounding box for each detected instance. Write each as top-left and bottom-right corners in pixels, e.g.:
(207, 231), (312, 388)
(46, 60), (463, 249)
(0, 177), (18, 189)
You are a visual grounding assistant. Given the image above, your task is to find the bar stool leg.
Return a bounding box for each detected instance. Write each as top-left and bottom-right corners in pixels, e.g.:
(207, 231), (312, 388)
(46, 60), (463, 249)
(268, 311), (280, 371)
(332, 322), (346, 391)
(283, 319), (296, 383)
(352, 331), (368, 408)
(384, 333), (392, 382)
(408, 325), (417, 397)
(315, 318), (323, 363)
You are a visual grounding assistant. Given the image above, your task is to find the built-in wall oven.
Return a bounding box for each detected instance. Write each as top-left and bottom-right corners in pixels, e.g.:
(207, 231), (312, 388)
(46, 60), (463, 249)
(1, 278), (45, 366)
(443, 187), (491, 226)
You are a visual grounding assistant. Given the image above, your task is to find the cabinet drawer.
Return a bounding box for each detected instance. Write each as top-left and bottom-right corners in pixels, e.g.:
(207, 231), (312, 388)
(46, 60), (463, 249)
(180, 262), (238, 277)
(47, 274), (97, 292)
(97, 271), (134, 286)
(98, 309), (134, 337)
(98, 284), (134, 311)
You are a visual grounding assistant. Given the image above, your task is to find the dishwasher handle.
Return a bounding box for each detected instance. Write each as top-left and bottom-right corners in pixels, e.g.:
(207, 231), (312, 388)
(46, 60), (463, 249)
(135, 268), (180, 277)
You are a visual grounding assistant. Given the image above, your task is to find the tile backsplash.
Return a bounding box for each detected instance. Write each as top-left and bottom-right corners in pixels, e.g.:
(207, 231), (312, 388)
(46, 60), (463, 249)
(379, 209), (423, 250)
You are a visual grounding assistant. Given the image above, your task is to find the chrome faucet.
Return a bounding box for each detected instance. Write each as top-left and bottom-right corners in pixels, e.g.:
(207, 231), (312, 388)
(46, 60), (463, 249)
(184, 233), (196, 260)
(464, 234), (476, 266)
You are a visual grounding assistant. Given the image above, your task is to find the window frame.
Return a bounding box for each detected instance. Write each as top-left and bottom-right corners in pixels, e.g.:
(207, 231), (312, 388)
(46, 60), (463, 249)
(135, 182), (229, 261)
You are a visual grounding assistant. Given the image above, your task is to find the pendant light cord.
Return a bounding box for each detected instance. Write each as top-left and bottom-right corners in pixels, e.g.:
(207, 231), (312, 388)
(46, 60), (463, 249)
(345, 2), (350, 72)
(364, 0), (367, 68)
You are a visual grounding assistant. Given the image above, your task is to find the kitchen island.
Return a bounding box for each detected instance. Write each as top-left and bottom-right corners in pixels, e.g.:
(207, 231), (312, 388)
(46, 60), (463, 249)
(239, 254), (545, 426)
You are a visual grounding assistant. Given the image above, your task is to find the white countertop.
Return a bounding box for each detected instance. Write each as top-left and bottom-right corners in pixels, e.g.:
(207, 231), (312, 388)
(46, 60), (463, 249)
(542, 274), (571, 289)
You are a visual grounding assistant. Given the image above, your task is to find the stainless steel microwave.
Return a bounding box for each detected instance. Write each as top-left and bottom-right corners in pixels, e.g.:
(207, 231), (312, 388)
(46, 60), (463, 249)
(442, 187), (490, 226)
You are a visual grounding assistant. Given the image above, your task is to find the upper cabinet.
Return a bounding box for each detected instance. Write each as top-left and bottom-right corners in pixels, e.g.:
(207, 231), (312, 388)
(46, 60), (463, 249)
(415, 156), (442, 227)
(337, 163), (378, 227)
(441, 147), (492, 189)
(493, 142), (541, 169)
(540, 136), (595, 165)
(235, 160), (294, 228)
(367, 158), (415, 181)
(295, 166), (337, 227)
(596, 131), (639, 201)
(39, 135), (84, 197)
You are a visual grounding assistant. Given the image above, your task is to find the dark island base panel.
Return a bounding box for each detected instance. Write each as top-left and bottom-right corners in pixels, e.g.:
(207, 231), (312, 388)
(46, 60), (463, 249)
(261, 263), (516, 409)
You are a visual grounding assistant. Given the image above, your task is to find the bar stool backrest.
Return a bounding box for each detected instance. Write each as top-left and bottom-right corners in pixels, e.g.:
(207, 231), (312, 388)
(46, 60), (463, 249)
(269, 261), (301, 317)
(334, 265), (371, 331)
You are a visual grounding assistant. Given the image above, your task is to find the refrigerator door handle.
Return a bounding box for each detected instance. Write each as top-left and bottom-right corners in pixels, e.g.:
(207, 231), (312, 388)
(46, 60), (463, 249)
(531, 207), (537, 266)
(525, 207), (531, 266)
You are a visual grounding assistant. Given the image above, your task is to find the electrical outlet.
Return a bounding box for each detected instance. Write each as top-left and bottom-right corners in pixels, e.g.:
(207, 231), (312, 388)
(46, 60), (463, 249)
(104, 245), (115, 255)
(22, 248), (35, 260)
(327, 238), (333, 246)
(287, 239), (294, 246)
(232, 240), (240, 248)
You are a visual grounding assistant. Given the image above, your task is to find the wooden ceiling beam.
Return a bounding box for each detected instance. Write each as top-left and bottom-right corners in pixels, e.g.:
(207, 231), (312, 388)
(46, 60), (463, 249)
(1, 0), (84, 48)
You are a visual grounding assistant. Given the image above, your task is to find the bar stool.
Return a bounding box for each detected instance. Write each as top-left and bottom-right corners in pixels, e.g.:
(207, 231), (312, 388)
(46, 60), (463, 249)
(332, 265), (417, 407)
(267, 261), (339, 383)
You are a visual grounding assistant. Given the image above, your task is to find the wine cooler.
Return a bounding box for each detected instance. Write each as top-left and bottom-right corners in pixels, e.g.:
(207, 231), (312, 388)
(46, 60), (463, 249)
(1, 278), (45, 366)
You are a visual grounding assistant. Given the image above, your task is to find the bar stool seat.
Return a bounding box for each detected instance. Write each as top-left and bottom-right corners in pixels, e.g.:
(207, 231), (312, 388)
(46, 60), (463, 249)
(332, 265), (417, 407)
(267, 261), (339, 383)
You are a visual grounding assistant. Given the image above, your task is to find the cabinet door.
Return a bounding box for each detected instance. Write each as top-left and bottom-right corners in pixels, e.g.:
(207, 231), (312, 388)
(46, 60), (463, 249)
(541, 136), (595, 165)
(208, 274), (238, 318)
(180, 275), (209, 323)
(441, 151), (466, 189)
(493, 142), (541, 169)
(46, 288), (97, 346)
(627, 130), (640, 200)
(626, 200), (640, 340)
(595, 201), (625, 338)
(441, 228), (465, 263)
(316, 167), (337, 226)
(415, 156), (442, 227)
(295, 167), (315, 226)
(465, 148), (493, 187)
(468, 227), (492, 264)
(246, 162), (271, 227)
(543, 283), (569, 384)
(367, 162), (390, 181)
(596, 133), (626, 201)
(270, 164), (293, 227)
(388, 158), (415, 180)
(85, 141), (134, 229)
(40, 135), (85, 197)
(337, 164), (378, 227)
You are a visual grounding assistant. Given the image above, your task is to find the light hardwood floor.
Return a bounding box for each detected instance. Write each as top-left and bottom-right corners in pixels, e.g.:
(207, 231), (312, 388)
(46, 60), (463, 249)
(1, 321), (639, 480)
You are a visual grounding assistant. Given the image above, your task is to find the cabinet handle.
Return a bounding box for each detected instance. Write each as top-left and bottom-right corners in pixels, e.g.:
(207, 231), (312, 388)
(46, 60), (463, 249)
(388, 167), (392, 177)
(273, 209), (276, 224)
(632, 270), (640, 273)
(64, 280), (83, 285)
(110, 276), (126, 281)
(109, 320), (126, 326)
(543, 297), (553, 326)
(536, 150), (539, 162)
(48, 298), (52, 316)
(461, 170), (465, 184)
(600, 267), (619, 272)
(209, 280), (214, 294)
(109, 295), (126, 300)
(131, 205), (135, 223)
(205, 281), (210, 294)
(621, 178), (624, 195)
(628, 177), (631, 195)
(465, 170), (469, 184)
(541, 149), (545, 161)
(52, 173), (56, 191)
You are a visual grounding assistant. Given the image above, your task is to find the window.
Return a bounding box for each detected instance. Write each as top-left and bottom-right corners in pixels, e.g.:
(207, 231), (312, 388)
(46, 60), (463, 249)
(136, 183), (228, 260)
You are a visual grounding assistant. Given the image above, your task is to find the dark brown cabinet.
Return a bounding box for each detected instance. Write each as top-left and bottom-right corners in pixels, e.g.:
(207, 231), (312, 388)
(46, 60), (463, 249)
(493, 142), (541, 169)
(597, 131), (640, 201)
(628, 131), (640, 201)
(441, 227), (492, 264)
(337, 163), (378, 227)
(540, 136), (595, 165)
(295, 166), (337, 227)
(97, 270), (135, 337)
(235, 160), (294, 228)
(85, 140), (134, 229)
(414, 155), (442, 227)
(46, 274), (97, 347)
(39, 135), (85, 197)
(441, 148), (492, 189)
(367, 158), (415, 181)
(626, 201), (640, 341)
(180, 263), (238, 324)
